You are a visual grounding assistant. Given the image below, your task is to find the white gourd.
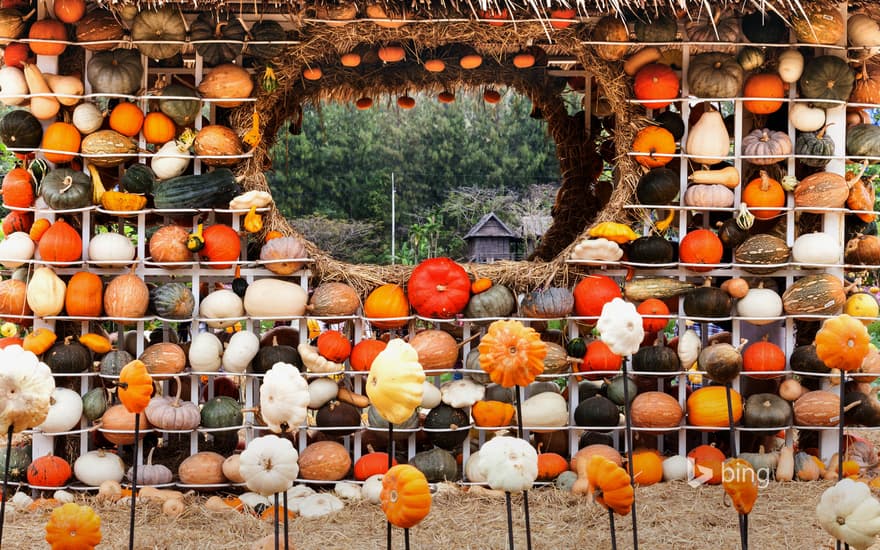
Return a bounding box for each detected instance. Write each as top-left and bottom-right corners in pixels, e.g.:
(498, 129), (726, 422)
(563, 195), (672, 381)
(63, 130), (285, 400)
(238, 435), (299, 496)
(777, 49), (804, 83)
(26, 266), (66, 317)
(221, 330), (260, 373)
(736, 286), (783, 325)
(0, 66), (28, 106)
(792, 232), (841, 265)
(362, 475), (384, 504)
(152, 140), (192, 180)
(849, 14), (880, 48)
(308, 377), (339, 409)
(74, 449), (126, 486)
(198, 289), (244, 328)
(88, 232), (136, 266)
(519, 391), (568, 432)
(0, 231), (34, 268)
(261, 362), (309, 433)
(789, 102), (827, 132)
(420, 381), (442, 409)
(662, 455), (692, 481)
(36, 387), (83, 433)
(243, 279), (308, 318)
(465, 451), (486, 482)
(678, 321), (701, 369)
(684, 110), (730, 166)
(72, 102), (104, 134)
(188, 332), (224, 372)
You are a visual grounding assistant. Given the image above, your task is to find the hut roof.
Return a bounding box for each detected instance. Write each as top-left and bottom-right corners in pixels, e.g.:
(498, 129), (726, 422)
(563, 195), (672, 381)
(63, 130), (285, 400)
(464, 213), (518, 240)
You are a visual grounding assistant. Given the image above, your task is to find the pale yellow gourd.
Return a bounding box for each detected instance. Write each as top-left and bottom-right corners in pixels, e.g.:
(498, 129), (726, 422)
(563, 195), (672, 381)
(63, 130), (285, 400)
(685, 109), (730, 166)
(26, 266), (66, 317)
(44, 74), (84, 107)
(365, 339), (425, 424)
(688, 165), (740, 188)
(22, 64), (60, 120)
(776, 445), (794, 482)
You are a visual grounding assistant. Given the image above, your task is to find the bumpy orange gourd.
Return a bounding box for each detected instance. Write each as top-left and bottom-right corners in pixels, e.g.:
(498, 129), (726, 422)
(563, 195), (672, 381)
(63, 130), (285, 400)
(23, 327), (56, 355)
(632, 125), (676, 168)
(117, 359), (153, 414)
(585, 455), (634, 515)
(45, 502), (102, 550)
(78, 333), (111, 354)
(381, 464), (432, 528)
(471, 277), (493, 294)
(722, 458), (759, 514)
(478, 319), (547, 387)
(471, 400), (515, 427)
(815, 314), (871, 372)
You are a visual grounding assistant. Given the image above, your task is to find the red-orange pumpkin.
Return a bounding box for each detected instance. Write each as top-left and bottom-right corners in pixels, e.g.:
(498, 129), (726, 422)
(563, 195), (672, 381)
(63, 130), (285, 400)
(28, 19), (67, 56)
(636, 298), (670, 334)
(317, 330), (352, 362)
(54, 0), (86, 23)
(37, 219), (82, 263)
(573, 275), (622, 321)
(200, 224), (240, 269)
(537, 451), (570, 480)
(634, 64), (680, 109)
(363, 284), (409, 328)
(65, 271), (102, 317)
(2, 209), (32, 235)
(687, 445), (725, 485)
(349, 339), (387, 371)
(743, 73), (785, 115)
(678, 229), (723, 272)
(1, 167), (34, 208)
(41, 122), (81, 164)
(576, 340), (621, 380)
(354, 452), (398, 481)
(406, 257), (471, 318)
(4, 42), (31, 69)
(742, 339), (785, 379)
(632, 126), (675, 168)
(26, 455), (71, 487)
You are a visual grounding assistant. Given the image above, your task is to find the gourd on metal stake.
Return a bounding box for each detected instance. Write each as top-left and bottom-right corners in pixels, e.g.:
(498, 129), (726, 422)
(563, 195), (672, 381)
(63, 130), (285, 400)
(116, 360), (153, 550)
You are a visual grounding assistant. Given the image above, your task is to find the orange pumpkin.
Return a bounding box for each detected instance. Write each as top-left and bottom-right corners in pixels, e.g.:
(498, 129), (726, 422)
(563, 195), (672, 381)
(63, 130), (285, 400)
(688, 444), (725, 485)
(117, 359), (153, 414)
(512, 52), (535, 69)
(3, 210), (32, 235)
(471, 400), (515, 427)
(53, 0), (86, 23)
(678, 228), (723, 272)
(340, 52), (361, 67)
(381, 464), (432, 528)
(722, 458), (759, 514)
(423, 59), (445, 72)
(632, 126), (675, 168)
(636, 298), (670, 334)
(200, 224), (241, 269)
(41, 122), (81, 164)
(742, 170), (785, 220)
(363, 284), (409, 328)
(302, 67), (322, 80)
(65, 271), (103, 317)
(27, 454), (71, 487)
(848, 175), (877, 223)
(142, 112), (177, 145)
(4, 42), (31, 69)
(29, 217), (50, 242)
(576, 340), (621, 381)
(378, 45), (406, 63)
(28, 19), (67, 56)
(815, 314), (871, 372)
(354, 452), (397, 481)
(109, 102), (145, 137)
(0, 279), (31, 324)
(406, 257), (471, 318)
(316, 330), (352, 362)
(437, 91), (455, 104)
(38, 219), (82, 263)
(742, 339), (785, 379)
(1, 167), (34, 208)
(743, 73), (785, 115)
(634, 64), (680, 109)
(537, 450), (569, 481)
(471, 277), (492, 294)
(586, 455), (634, 515)
(349, 339), (387, 371)
(45, 503), (102, 550)
(477, 319), (547, 387)
(687, 386), (743, 427)
(627, 449), (663, 486)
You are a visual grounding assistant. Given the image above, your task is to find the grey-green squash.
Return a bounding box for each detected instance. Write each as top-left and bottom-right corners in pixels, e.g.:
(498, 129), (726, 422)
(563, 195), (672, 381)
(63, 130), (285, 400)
(463, 284), (516, 319)
(40, 168), (92, 210)
(409, 447), (458, 482)
(150, 282), (195, 320)
(200, 396), (243, 429)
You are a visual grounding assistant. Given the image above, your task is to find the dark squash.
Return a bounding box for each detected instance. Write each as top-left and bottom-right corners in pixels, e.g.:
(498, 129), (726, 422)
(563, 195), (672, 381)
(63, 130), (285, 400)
(189, 12), (246, 66)
(150, 282), (195, 320)
(789, 344), (831, 374)
(520, 287), (574, 318)
(799, 55), (855, 108)
(424, 404), (470, 450)
(0, 442), (31, 481)
(200, 396), (243, 429)
(39, 168), (92, 210)
(121, 164), (157, 194)
(847, 124), (880, 163)
(636, 167), (679, 205)
(367, 406), (420, 442)
(734, 234), (790, 274)
(634, 13), (677, 42)
(81, 387), (109, 421)
(627, 235), (675, 264)
(683, 280), (732, 318)
(716, 217), (750, 249)
(699, 342), (742, 384)
(159, 84), (201, 127)
(741, 10), (787, 43)
(409, 447), (458, 482)
(603, 375), (637, 406)
(99, 349), (134, 377)
(743, 393), (792, 429)
(247, 20), (285, 62)
(253, 340), (302, 373)
(631, 341), (679, 373)
(43, 336), (92, 374)
(463, 284), (516, 319)
(0, 109), (42, 151)
(781, 274), (846, 316)
(152, 169), (238, 210)
(796, 125), (835, 168)
(314, 400), (362, 436)
(574, 395), (620, 428)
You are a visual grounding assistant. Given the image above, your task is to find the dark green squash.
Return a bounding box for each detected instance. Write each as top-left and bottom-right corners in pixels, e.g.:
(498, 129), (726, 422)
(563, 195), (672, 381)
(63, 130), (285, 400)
(152, 169), (238, 210)
(247, 20), (285, 62)
(99, 349), (134, 376)
(574, 395), (619, 428)
(799, 55), (855, 108)
(603, 375), (637, 406)
(121, 163), (157, 194)
(367, 406), (419, 442)
(200, 396), (243, 429)
(796, 125), (834, 167)
(845, 388), (880, 427)
(314, 400), (362, 436)
(159, 84), (201, 127)
(579, 431), (614, 449)
(789, 344), (830, 374)
(28, 158), (49, 187)
(716, 217), (751, 249)
(847, 123), (880, 163)
(576, 380), (603, 402)
(253, 341), (301, 373)
(634, 13), (677, 43)
(150, 282), (195, 319)
(566, 337), (587, 359)
(81, 387), (109, 421)
(409, 447), (458, 482)
(698, 342), (742, 384)
(190, 12), (246, 66)
(628, 235), (675, 264)
(654, 111), (685, 141)
(87, 49), (144, 95)
(484, 384), (514, 403)
(741, 10), (787, 43)
(39, 168), (93, 210)
(520, 287), (574, 318)
(0, 442), (30, 482)
(636, 167), (679, 205)
(0, 109), (42, 151)
(743, 393), (792, 429)
(44, 336), (92, 374)
(737, 46), (765, 72)
(130, 7), (186, 60)
(424, 404), (470, 450)
(683, 281), (732, 318)
(463, 284), (516, 319)
(231, 269), (248, 298)
(632, 341), (680, 373)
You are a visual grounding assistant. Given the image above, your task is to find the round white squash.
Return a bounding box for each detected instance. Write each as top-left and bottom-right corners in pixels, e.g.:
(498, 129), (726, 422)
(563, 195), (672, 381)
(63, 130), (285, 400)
(74, 449), (126, 487)
(36, 388), (83, 434)
(789, 102), (826, 132)
(361, 474), (384, 504)
(188, 331), (224, 371)
(243, 279), (308, 318)
(736, 287), (783, 325)
(152, 140), (192, 180)
(465, 451), (487, 483)
(662, 455), (692, 481)
(198, 289), (244, 328)
(777, 49), (804, 83)
(792, 232), (841, 265)
(88, 232), (136, 266)
(72, 102), (104, 134)
(849, 13), (880, 48)
(0, 231), (34, 268)
(0, 66), (28, 106)
(519, 391), (568, 432)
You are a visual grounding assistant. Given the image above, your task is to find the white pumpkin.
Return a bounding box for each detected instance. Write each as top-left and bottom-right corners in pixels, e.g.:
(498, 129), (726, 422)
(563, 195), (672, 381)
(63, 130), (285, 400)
(72, 102), (104, 134)
(440, 377), (485, 408)
(239, 434), (299, 497)
(298, 493), (344, 518)
(849, 14), (880, 48)
(677, 321), (702, 369)
(598, 297), (645, 356)
(420, 381), (442, 409)
(0, 345), (55, 433)
(26, 266), (66, 317)
(221, 330), (260, 373)
(662, 455), (693, 481)
(519, 391), (568, 432)
(74, 449), (126, 487)
(260, 361), (309, 433)
(188, 331), (224, 372)
(0, 231), (34, 268)
(36, 387), (83, 433)
(238, 491), (271, 511)
(362, 474), (384, 504)
(817, 478), (880, 550)
(465, 451), (486, 483)
(88, 232), (136, 266)
(789, 102), (827, 132)
(53, 489), (75, 503)
(0, 66), (28, 106)
(736, 286), (783, 325)
(684, 109), (730, 166)
(792, 232), (841, 265)
(308, 377), (339, 409)
(334, 481), (362, 500)
(10, 491), (33, 508)
(476, 436), (538, 493)
(198, 289), (244, 328)
(152, 140), (192, 180)
(777, 49), (804, 83)
(285, 484), (316, 512)
(243, 279), (308, 318)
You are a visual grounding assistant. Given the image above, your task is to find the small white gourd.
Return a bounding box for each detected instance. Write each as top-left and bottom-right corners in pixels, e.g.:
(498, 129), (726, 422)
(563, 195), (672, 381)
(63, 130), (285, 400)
(87, 232), (136, 266)
(789, 102), (826, 132)
(152, 140), (192, 180)
(73, 449), (126, 486)
(72, 102), (104, 134)
(188, 332), (224, 372)
(0, 66), (28, 106)
(221, 330), (260, 373)
(308, 377), (339, 409)
(662, 455), (692, 481)
(0, 232), (34, 268)
(198, 289), (244, 328)
(736, 285), (783, 325)
(792, 232), (841, 265)
(519, 391), (568, 432)
(36, 387), (82, 433)
(362, 474), (384, 504)
(420, 381), (442, 409)
(777, 49), (804, 83)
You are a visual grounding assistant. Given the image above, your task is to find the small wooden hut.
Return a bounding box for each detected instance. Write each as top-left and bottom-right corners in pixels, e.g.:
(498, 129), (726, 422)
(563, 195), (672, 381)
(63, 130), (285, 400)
(463, 212), (519, 262)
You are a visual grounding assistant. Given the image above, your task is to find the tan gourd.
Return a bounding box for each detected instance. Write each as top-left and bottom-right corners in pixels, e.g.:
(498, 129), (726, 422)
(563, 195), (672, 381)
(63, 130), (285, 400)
(44, 74), (84, 107)
(22, 64), (60, 120)
(685, 108), (730, 166)
(623, 46), (661, 76)
(688, 165), (739, 188)
(26, 266), (66, 317)
(776, 446), (794, 482)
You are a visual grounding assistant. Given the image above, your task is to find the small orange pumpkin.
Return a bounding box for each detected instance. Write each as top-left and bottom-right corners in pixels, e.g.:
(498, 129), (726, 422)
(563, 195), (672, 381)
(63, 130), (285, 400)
(536, 448), (569, 481)
(354, 452), (397, 481)
(349, 339), (387, 371)
(632, 126), (675, 168)
(687, 444), (726, 485)
(363, 284), (409, 328)
(41, 122), (81, 164)
(109, 102), (145, 137)
(477, 319), (547, 387)
(29, 217), (50, 242)
(627, 448), (663, 486)
(722, 458), (759, 514)
(381, 464), (432, 528)
(471, 400), (515, 427)
(142, 112), (176, 145)
(678, 228), (723, 272)
(687, 386), (743, 427)
(23, 328), (57, 355)
(471, 277), (493, 294)
(27, 454), (71, 487)
(742, 170), (785, 220)
(45, 502), (102, 550)
(28, 19), (67, 56)
(743, 72), (785, 115)
(814, 314), (871, 372)
(117, 359), (153, 414)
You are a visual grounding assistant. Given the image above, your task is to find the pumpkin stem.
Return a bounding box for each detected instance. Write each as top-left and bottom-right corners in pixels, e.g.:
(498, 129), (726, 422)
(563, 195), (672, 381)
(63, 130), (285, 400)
(759, 130), (771, 143)
(735, 338), (749, 353)
(59, 175), (73, 194)
(146, 446), (156, 466)
(815, 123), (834, 140)
(846, 160), (869, 188)
(701, 277), (713, 288)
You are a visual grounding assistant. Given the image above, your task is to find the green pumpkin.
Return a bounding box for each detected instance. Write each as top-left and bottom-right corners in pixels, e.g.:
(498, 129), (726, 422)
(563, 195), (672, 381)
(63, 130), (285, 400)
(737, 46), (765, 72)
(628, 235), (675, 264)
(190, 12), (246, 67)
(39, 168), (93, 210)
(463, 284), (516, 319)
(253, 343), (301, 374)
(683, 285), (732, 318)
(743, 393), (792, 429)
(847, 123), (880, 163)
(44, 336), (92, 374)
(636, 167), (679, 205)
(247, 20), (285, 62)
(566, 337), (587, 359)
(0, 109), (42, 151)
(367, 405), (418, 441)
(796, 125), (834, 167)
(99, 349), (134, 376)
(799, 55), (854, 108)
(130, 7), (186, 60)
(634, 14), (677, 42)
(632, 342), (679, 373)
(201, 396), (243, 429)
(159, 84), (201, 127)
(409, 447), (458, 482)
(574, 395), (620, 428)
(314, 400), (361, 436)
(0, 443), (31, 481)
(654, 111), (685, 141)
(789, 344), (830, 374)
(603, 375), (637, 406)
(81, 387), (109, 421)
(150, 282), (195, 320)
(423, 404), (470, 450)
(86, 49), (144, 95)
(519, 287), (574, 318)
(121, 164), (156, 194)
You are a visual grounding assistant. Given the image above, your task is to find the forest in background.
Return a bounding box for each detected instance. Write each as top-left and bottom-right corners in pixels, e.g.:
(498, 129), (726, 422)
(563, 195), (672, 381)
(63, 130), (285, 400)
(266, 90), (562, 264)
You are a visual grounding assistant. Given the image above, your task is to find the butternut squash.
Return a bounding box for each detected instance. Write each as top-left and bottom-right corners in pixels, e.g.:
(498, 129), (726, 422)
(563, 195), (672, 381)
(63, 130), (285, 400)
(776, 446), (794, 481)
(623, 46), (661, 76)
(688, 165), (740, 188)
(23, 63), (60, 120)
(44, 74), (84, 107)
